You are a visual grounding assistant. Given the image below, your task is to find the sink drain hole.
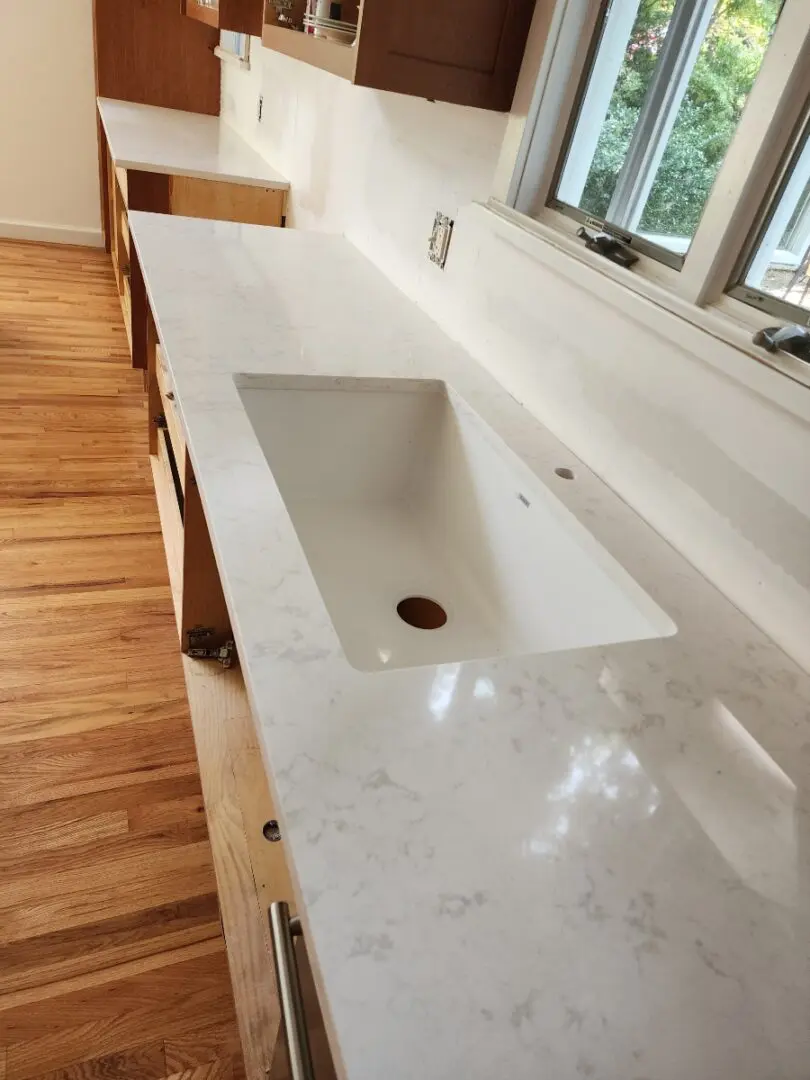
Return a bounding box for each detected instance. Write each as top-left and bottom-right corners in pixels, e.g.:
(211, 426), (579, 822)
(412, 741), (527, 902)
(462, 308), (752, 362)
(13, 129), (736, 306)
(397, 596), (447, 630)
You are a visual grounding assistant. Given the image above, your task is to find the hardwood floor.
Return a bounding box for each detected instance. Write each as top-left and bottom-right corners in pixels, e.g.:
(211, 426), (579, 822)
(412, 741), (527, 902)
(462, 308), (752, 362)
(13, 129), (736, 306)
(0, 239), (244, 1080)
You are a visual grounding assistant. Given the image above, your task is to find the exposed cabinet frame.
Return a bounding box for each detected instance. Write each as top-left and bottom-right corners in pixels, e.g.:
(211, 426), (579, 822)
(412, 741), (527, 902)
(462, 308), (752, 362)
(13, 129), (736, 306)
(98, 123), (287, 368)
(144, 310), (300, 1080)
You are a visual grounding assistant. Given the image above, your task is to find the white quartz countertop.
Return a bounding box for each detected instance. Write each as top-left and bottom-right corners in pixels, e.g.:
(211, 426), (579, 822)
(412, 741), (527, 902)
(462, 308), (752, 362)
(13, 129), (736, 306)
(129, 210), (810, 1080)
(97, 98), (289, 190)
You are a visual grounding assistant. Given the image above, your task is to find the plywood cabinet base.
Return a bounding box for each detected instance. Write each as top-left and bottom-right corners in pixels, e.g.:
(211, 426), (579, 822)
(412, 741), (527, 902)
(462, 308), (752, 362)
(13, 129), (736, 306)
(170, 175), (287, 227)
(146, 312), (296, 1080)
(107, 154), (133, 347)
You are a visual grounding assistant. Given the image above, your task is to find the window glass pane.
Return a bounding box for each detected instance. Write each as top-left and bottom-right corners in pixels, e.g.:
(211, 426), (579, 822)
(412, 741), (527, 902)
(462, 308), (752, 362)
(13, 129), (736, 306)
(222, 30), (244, 55)
(743, 124), (810, 315)
(220, 29), (249, 59)
(555, 0), (781, 258)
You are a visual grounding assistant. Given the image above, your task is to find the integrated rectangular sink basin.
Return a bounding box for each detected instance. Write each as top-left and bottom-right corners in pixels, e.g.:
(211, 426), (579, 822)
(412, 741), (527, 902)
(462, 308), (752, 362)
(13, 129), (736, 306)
(236, 375), (676, 672)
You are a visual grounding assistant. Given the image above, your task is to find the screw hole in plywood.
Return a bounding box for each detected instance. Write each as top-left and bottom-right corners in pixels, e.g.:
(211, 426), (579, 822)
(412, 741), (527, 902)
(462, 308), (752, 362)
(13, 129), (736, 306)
(396, 596), (448, 630)
(555, 467), (575, 480)
(263, 820), (281, 842)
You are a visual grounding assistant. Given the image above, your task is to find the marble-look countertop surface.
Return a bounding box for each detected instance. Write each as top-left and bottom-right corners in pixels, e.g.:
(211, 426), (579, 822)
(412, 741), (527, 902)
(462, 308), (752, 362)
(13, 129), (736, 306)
(97, 98), (289, 190)
(129, 210), (810, 1080)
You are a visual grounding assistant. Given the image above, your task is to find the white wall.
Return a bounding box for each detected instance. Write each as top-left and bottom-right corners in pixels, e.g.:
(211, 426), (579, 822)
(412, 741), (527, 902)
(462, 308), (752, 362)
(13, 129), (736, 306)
(0, 0), (101, 246)
(223, 47), (506, 275)
(222, 45), (810, 673)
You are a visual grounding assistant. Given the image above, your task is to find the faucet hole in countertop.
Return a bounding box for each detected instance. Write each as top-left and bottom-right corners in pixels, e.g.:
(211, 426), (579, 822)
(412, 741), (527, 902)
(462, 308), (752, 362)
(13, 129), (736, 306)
(555, 467), (576, 480)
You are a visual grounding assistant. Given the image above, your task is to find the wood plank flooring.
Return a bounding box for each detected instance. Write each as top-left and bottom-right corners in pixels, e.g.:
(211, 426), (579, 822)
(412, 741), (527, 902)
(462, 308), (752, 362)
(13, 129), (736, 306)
(0, 239), (244, 1080)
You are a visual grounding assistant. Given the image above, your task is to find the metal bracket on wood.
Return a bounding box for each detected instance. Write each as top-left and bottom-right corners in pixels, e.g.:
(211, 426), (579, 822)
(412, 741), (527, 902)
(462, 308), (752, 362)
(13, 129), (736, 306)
(186, 625), (236, 667)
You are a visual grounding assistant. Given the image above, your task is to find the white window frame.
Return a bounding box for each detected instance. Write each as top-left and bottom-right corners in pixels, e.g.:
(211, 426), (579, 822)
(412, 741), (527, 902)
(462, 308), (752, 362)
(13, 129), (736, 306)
(498, 0), (810, 390)
(215, 30), (251, 69)
(727, 106), (810, 321)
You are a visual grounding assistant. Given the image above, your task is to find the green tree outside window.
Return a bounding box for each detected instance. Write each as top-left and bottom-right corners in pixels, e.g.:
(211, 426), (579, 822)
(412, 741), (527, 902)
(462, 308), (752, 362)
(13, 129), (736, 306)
(581, 0), (781, 238)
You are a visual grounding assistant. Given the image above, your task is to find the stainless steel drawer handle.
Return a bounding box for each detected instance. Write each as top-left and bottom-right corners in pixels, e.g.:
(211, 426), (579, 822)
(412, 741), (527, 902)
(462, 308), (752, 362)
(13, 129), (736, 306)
(269, 901), (316, 1080)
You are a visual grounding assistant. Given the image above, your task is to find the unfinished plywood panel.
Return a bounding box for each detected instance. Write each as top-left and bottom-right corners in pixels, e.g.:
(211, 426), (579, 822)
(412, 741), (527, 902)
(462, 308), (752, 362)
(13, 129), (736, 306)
(147, 315), (163, 457)
(156, 351), (187, 493)
(181, 456), (232, 655)
(170, 176), (287, 227)
(147, 396), (298, 1080)
(232, 742), (296, 928)
(151, 437), (185, 628)
(182, 661), (286, 1080)
(116, 167), (129, 207)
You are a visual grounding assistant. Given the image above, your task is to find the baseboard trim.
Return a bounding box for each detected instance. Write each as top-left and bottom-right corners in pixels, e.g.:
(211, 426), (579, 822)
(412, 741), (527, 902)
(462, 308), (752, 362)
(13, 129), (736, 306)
(0, 219), (104, 248)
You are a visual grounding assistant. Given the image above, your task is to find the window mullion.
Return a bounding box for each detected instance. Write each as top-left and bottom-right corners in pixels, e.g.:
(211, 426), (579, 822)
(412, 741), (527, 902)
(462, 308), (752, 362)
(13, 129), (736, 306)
(556, 0), (641, 208)
(679, 0), (810, 306)
(510, 0), (607, 216)
(606, 0), (715, 233)
(747, 137), (810, 288)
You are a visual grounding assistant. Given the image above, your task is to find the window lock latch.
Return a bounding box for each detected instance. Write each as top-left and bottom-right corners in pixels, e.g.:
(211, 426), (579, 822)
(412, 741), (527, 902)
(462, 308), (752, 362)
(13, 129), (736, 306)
(753, 324), (810, 364)
(577, 227), (639, 270)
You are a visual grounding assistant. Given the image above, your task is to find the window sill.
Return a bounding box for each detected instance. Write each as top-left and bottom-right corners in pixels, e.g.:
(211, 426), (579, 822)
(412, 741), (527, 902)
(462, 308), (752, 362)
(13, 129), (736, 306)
(481, 199), (810, 421)
(214, 45), (251, 70)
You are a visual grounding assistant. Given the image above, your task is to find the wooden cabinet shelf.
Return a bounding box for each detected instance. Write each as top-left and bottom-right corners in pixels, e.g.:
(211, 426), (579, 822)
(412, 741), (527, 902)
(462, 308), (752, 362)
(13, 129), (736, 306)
(262, 0), (536, 110)
(184, 0), (264, 36)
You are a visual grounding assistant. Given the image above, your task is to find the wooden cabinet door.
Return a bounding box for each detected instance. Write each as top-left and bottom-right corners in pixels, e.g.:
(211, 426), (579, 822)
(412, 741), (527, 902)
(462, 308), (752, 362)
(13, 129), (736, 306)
(220, 0), (265, 35)
(353, 0), (536, 111)
(94, 0), (220, 115)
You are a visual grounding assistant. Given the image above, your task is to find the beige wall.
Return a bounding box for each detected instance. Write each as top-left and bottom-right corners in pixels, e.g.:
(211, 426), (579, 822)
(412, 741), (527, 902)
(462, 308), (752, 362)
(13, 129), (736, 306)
(0, 0), (101, 246)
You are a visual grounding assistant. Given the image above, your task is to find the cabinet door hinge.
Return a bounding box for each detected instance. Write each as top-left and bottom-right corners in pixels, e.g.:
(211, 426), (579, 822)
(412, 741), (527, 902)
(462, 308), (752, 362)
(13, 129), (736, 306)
(186, 626), (236, 667)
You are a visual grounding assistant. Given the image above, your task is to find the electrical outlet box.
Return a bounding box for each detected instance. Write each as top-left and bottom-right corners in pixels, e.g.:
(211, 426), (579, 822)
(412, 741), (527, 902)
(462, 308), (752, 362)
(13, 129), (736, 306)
(428, 212), (454, 269)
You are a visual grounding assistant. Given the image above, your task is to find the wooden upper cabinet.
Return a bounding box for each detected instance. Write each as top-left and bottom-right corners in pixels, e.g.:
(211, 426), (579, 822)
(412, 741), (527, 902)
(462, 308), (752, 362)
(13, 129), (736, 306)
(356, 0), (536, 110)
(262, 0), (536, 110)
(95, 0), (220, 114)
(183, 0), (264, 36)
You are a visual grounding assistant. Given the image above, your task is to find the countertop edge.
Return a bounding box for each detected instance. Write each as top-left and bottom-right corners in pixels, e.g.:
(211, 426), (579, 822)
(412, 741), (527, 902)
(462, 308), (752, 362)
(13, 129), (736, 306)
(96, 97), (291, 191)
